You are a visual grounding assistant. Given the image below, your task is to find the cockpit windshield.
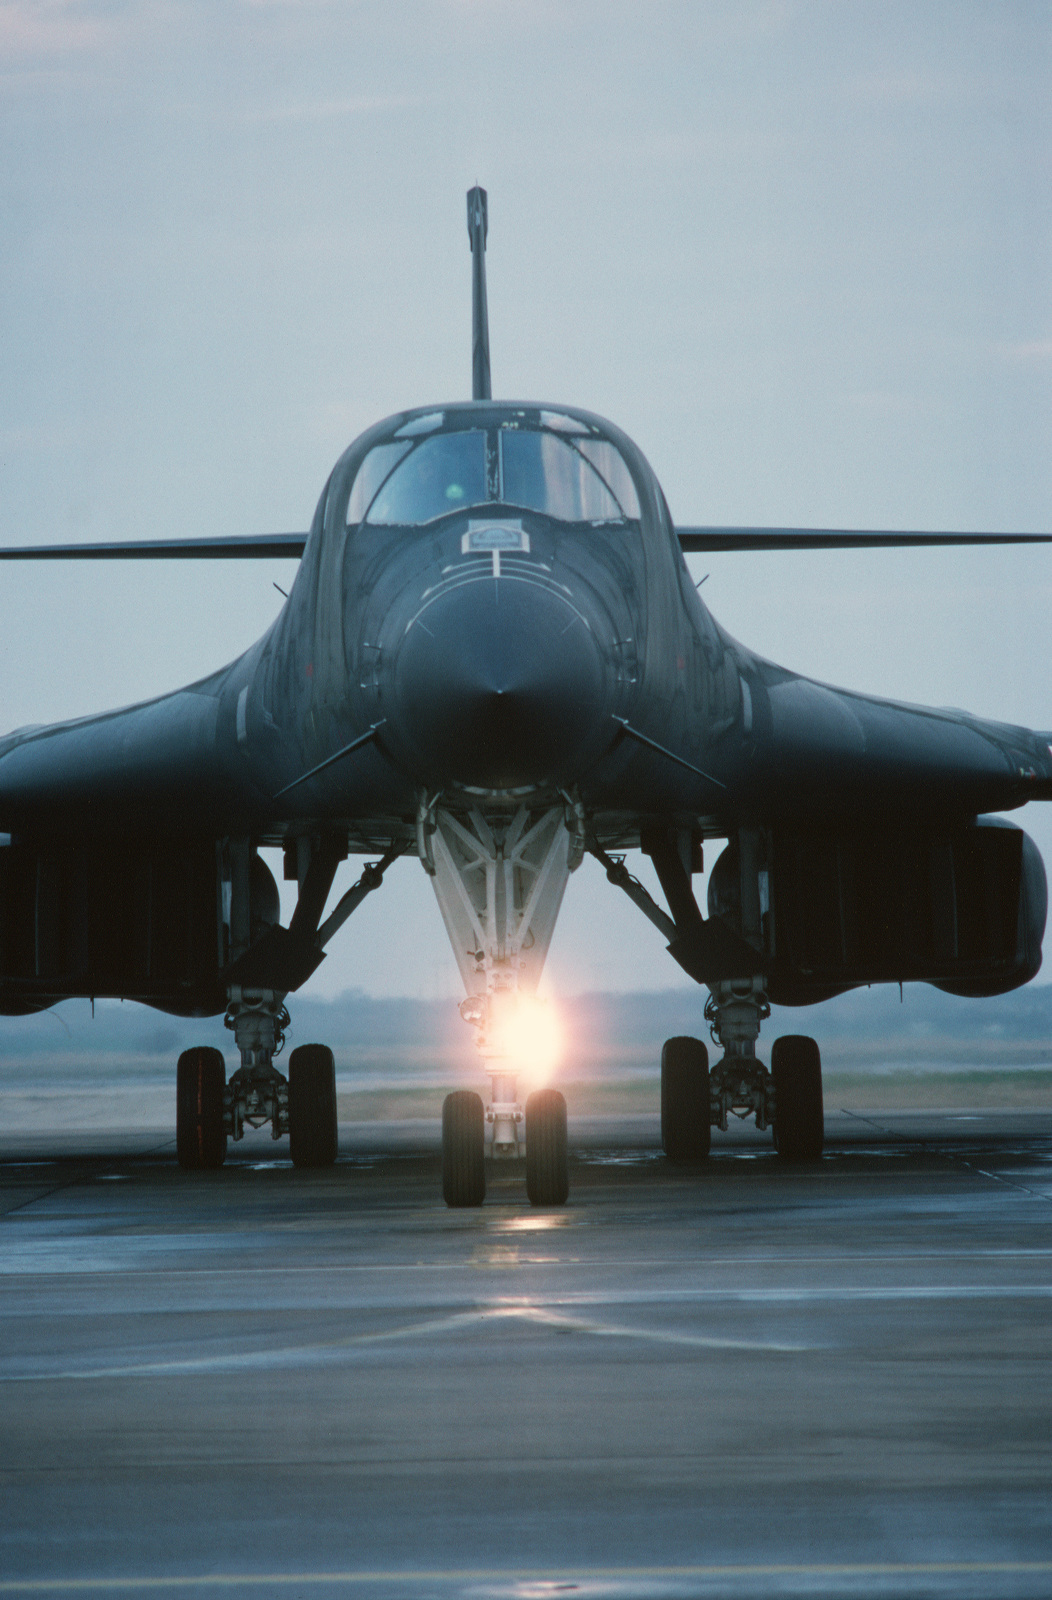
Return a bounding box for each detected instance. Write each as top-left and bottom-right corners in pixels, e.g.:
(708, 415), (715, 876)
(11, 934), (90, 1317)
(366, 431), (489, 526)
(347, 413), (641, 527)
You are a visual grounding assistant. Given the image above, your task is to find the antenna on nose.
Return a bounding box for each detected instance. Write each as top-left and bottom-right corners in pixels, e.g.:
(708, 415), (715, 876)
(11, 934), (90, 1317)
(466, 186), (491, 401)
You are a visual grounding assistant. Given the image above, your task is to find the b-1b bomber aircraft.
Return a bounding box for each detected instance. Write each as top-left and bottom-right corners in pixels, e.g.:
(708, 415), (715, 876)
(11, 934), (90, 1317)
(0, 189), (1049, 1205)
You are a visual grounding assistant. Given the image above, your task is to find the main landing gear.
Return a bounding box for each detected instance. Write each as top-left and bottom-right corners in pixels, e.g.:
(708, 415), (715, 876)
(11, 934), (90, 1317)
(660, 1036), (711, 1161)
(587, 827), (825, 1166)
(175, 833), (401, 1176)
(176, 1046), (227, 1170)
(660, 982), (824, 1162)
(770, 1034), (824, 1161)
(176, 989), (339, 1170)
(525, 1088), (570, 1207)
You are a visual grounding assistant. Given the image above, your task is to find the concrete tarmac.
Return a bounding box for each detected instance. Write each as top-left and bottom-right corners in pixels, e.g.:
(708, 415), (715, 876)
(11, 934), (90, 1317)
(0, 1109), (1050, 1598)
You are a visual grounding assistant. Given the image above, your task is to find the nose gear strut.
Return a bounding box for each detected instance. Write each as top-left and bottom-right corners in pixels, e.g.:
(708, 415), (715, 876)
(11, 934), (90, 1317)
(426, 801), (577, 1203)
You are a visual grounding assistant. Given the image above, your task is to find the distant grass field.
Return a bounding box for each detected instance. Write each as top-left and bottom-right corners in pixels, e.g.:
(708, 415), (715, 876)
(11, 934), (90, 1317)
(0, 1067), (1048, 1144)
(1, 994), (1050, 1136)
(336, 1069), (1052, 1122)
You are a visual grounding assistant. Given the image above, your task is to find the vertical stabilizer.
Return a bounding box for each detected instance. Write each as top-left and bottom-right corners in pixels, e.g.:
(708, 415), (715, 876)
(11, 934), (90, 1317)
(467, 186), (491, 401)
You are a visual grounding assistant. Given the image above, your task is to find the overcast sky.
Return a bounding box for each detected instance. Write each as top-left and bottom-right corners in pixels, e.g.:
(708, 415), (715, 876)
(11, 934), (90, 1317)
(1, 0), (1050, 1001)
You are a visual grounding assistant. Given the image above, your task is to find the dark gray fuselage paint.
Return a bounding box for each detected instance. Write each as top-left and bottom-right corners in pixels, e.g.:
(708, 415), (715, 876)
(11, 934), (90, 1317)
(0, 400), (1048, 847)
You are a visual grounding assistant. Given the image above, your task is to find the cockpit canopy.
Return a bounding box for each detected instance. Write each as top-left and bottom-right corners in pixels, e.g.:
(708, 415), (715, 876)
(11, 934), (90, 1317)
(346, 408), (641, 528)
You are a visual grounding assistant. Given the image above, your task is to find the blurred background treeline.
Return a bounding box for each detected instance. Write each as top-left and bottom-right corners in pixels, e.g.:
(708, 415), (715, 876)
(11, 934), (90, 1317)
(1, 985), (1049, 1121)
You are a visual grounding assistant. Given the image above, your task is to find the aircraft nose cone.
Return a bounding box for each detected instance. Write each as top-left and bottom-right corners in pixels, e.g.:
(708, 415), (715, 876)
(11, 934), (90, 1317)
(392, 579), (607, 789)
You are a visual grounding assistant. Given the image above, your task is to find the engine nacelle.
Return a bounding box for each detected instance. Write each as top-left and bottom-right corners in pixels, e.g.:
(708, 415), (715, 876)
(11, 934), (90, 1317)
(707, 816), (1046, 1004)
(0, 839), (280, 1016)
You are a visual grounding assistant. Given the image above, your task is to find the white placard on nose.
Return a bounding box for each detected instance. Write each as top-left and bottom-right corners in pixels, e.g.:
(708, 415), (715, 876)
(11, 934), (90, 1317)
(462, 521), (530, 554)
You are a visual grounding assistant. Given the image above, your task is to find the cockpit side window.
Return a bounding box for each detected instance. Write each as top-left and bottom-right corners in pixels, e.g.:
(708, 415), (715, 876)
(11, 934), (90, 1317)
(346, 441), (411, 523)
(364, 431), (487, 526)
(571, 438), (641, 519)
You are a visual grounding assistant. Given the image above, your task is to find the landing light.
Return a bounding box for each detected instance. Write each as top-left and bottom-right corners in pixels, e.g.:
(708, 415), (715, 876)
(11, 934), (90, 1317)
(488, 994), (563, 1085)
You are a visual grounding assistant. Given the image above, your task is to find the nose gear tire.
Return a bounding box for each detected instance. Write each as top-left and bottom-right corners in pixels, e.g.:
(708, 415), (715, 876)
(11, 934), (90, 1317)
(288, 1044), (339, 1167)
(660, 1036), (711, 1161)
(442, 1090), (486, 1207)
(525, 1088), (569, 1206)
(176, 1046), (227, 1170)
(771, 1035), (824, 1161)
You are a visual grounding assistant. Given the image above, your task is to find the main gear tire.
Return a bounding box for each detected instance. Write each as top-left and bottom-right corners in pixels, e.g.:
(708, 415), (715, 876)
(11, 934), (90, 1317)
(288, 1044), (339, 1168)
(771, 1035), (824, 1161)
(660, 1036), (711, 1161)
(525, 1089), (569, 1207)
(176, 1046), (227, 1170)
(442, 1090), (486, 1207)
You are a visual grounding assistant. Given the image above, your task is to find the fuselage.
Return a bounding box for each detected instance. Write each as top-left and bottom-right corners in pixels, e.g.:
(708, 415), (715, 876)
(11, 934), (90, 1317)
(0, 399), (1049, 842)
(0, 397), (1048, 1019)
(238, 398), (1052, 835)
(274, 400), (686, 814)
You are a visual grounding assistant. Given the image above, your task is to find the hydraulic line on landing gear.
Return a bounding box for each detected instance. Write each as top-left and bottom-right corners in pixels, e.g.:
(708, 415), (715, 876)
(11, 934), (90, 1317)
(585, 842), (679, 944)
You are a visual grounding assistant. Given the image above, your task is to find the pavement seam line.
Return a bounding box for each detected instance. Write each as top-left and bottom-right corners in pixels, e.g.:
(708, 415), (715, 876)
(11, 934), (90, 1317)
(838, 1108), (1052, 1201)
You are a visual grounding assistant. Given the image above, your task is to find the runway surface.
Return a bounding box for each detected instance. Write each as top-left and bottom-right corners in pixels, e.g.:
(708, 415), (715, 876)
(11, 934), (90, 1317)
(1, 1109), (1050, 1598)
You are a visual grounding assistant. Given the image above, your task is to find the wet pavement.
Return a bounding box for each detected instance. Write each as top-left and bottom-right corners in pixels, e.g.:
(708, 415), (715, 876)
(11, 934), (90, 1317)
(0, 1109), (1050, 1598)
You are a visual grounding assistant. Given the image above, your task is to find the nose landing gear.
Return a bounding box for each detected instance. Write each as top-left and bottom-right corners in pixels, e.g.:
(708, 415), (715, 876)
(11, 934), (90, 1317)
(441, 1003), (571, 1209)
(425, 801), (576, 1208)
(525, 1088), (569, 1206)
(440, 1071), (570, 1208)
(441, 1090), (486, 1207)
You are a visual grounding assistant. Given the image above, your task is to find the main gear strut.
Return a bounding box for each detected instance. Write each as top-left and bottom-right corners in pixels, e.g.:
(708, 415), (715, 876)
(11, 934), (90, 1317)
(705, 977), (773, 1131)
(223, 987), (290, 1140)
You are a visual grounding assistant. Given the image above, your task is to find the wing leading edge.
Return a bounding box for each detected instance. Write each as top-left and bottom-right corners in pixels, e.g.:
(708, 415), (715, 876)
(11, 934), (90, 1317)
(675, 527), (1052, 552)
(0, 529), (1046, 559)
(0, 533), (309, 560)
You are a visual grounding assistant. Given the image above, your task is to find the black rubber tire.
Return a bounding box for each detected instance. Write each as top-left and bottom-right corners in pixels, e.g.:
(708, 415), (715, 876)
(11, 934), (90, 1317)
(660, 1036), (711, 1161)
(288, 1044), (339, 1168)
(442, 1091), (486, 1207)
(772, 1035), (824, 1161)
(176, 1046), (227, 1170)
(525, 1089), (569, 1206)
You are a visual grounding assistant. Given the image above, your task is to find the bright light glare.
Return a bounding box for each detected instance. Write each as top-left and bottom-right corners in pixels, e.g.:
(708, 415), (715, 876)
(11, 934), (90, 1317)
(488, 994), (563, 1085)
(493, 1215), (569, 1232)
